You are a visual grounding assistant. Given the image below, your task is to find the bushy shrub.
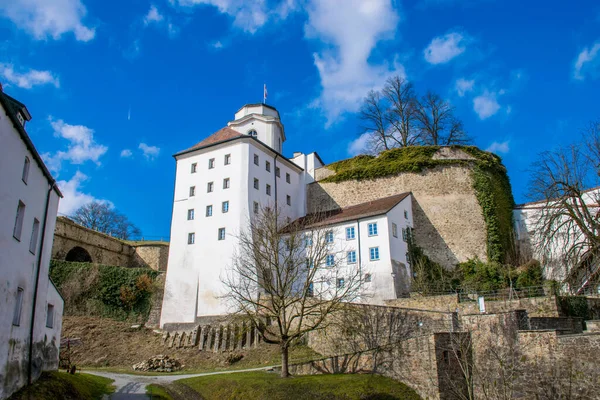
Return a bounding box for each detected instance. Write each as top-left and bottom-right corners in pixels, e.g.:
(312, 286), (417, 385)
(50, 260), (160, 321)
(515, 260), (543, 288)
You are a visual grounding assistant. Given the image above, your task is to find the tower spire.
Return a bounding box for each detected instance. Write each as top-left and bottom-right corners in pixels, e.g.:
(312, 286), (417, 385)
(263, 83), (268, 104)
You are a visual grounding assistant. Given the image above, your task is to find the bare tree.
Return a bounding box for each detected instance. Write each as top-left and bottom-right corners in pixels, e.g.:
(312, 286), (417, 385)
(71, 201), (141, 240)
(222, 206), (364, 377)
(382, 76), (419, 147)
(414, 91), (470, 146)
(359, 89), (392, 152)
(527, 123), (600, 289)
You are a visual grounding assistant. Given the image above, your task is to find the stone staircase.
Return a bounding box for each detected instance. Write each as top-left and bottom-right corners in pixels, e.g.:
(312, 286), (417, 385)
(162, 321), (262, 352)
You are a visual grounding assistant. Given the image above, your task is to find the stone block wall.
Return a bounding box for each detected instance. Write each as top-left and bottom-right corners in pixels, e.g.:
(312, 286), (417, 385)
(308, 165), (488, 268)
(130, 244), (169, 271)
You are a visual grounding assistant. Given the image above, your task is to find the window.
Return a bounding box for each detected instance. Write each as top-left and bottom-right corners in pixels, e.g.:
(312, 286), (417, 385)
(189, 186), (196, 197)
(306, 258), (314, 269)
(46, 304), (54, 328)
(248, 129), (257, 137)
(326, 254), (335, 267)
(223, 178), (230, 189)
(286, 195), (291, 206)
(224, 154), (231, 165)
(208, 158), (215, 169)
(326, 231), (334, 243)
(368, 222), (378, 236)
(266, 184), (271, 196)
(402, 228), (408, 242)
(17, 112), (25, 126)
(406, 252), (411, 264)
(347, 251), (356, 264)
(188, 232), (195, 244)
(253, 201), (259, 214)
(207, 182), (214, 193)
(13, 288), (24, 326)
(365, 273), (372, 283)
(254, 178), (259, 190)
(337, 278), (345, 288)
(307, 283), (314, 297)
(206, 205), (213, 217)
(404, 210), (408, 219)
(29, 218), (40, 254)
(254, 154), (259, 166)
(266, 161), (271, 172)
(187, 209), (195, 220)
(369, 247), (380, 261)
(392, 223), (398, 238)
(218, 228), (226, 240)
(22, 157), (30, 184)
(222, 201), (229, 213)
(286, 173), (291, 183)
(346, 227), (355, 240)
(275, 167), (280, 177)
(305, 236), (313, 246)
(13, 200), (25, 241)
(191, 163), (197, 173)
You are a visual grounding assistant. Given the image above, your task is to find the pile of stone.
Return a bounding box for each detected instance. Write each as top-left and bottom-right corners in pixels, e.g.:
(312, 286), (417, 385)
(132, 355), (182, 372)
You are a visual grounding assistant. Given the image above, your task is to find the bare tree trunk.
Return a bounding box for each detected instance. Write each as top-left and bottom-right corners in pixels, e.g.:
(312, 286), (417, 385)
(281, 343), (290, 378)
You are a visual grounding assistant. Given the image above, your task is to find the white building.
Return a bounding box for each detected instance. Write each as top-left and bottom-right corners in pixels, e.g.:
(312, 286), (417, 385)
(0, 88), (64, 399)
(514, 187), (600, 294)
(160, 104), (413, 327)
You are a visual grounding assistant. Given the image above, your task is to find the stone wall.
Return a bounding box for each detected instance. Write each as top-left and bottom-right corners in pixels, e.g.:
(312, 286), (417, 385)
(308, 165), (488, 268)
(284, 332), (470, 400)
(386, 293), (561, 317)
(52, 217), (169, 271)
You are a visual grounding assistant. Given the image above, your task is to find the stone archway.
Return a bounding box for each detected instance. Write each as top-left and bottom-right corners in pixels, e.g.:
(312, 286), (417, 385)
(65, 246), (93, 263)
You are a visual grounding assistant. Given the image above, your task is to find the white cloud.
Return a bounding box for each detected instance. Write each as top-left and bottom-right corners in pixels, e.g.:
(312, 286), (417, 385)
(139, 143), (160, 160)
(347, 132), (372, 156)
(424, 32), (467, 65)
(212, 40), (224, 49)
(573, 42), (600, 81)
(0, 63), (60, 89)
(144, 5), (164, 25)
(486, 140), (510, 154)
(120, 149), (133, 158)
(306, 0), (403, 125)
(473, 90), (501, 120)
(455, 78), (474, 97)
(43, 118), (108, 174)
(171, 0), (294, 33)
(56, 171), (110, 215)
(0, 0), (95, 41)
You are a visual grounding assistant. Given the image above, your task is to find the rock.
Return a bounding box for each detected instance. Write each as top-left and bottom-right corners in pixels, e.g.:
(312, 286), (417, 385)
(132, 355), (183, 372)
(130, 324), (142, 329)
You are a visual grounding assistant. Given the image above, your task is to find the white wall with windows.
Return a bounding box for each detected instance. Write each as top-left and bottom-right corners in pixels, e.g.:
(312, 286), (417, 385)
(0, 95), (63, 399)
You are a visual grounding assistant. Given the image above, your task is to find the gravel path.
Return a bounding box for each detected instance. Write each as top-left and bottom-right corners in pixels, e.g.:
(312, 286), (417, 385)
(88, 366), (276, 400)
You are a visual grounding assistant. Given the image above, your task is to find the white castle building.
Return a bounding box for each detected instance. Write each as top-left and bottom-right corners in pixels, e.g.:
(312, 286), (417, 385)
(160, 104), (413, 327)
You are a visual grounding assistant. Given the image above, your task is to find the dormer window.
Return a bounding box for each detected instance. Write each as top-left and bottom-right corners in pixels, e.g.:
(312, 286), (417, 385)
(16, 112), (25, 126)
(248, 129), (258, 137)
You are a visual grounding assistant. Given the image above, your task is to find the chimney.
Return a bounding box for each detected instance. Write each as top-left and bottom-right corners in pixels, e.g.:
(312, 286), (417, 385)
(293, 152), (303, 158)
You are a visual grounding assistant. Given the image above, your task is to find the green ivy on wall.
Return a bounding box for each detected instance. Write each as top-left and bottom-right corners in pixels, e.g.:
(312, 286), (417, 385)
(320, 145), (516, 264)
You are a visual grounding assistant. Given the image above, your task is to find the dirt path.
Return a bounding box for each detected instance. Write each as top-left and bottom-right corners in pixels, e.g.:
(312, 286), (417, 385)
(88, 366), (277, 400)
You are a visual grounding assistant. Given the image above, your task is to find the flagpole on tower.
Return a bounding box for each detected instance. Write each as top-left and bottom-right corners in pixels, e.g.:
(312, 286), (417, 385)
(263, 83), (267, 104)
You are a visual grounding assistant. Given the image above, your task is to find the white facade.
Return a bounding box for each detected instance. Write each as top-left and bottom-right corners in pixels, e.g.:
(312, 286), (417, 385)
(161, 104), (322, 326)
(0, 91), (63, 399)
(160, 104), (414, 328)
(309, 197), (414, 304)
(514, 188), (600, 290)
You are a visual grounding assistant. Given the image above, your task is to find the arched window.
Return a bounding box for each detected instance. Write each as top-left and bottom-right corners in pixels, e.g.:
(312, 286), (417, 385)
(22, 157), (30, 184)
(248, 129), (258, 137)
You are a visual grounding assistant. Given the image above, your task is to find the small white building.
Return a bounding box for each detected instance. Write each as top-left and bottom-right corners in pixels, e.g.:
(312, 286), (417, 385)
(160, 104), (414, 328)
(0, 88), (64, 399)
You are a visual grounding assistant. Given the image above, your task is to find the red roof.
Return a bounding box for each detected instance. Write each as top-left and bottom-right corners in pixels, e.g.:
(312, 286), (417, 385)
(283, 192), (411, 232)
(177, 127), (244, 155)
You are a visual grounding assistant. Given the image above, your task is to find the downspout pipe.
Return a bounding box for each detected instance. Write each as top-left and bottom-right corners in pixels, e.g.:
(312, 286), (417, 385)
(28, 183), (54, 384)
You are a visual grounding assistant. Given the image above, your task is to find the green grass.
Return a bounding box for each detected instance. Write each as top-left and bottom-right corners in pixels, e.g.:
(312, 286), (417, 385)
(146, 384), (174, 400)
(177, 371), (422, 400)
(8, 371), (113, 400)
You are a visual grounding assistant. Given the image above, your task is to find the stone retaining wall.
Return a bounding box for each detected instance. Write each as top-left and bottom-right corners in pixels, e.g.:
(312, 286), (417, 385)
(308, 165), (488, 268)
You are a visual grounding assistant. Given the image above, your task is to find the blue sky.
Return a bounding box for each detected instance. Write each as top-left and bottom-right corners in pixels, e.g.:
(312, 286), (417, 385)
(1, 0), (599, 240)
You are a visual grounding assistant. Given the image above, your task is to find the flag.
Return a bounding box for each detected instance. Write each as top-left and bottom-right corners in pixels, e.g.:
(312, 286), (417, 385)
(263, 84), (268, 103)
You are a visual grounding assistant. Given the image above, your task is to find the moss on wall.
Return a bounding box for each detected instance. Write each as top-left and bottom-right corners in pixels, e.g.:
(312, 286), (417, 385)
(321, 146), (516, 264)
(50, 260), (160, 321)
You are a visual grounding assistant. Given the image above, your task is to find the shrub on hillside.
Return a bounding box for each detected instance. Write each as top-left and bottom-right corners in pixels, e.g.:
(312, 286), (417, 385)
(50, 260), (160, 321)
